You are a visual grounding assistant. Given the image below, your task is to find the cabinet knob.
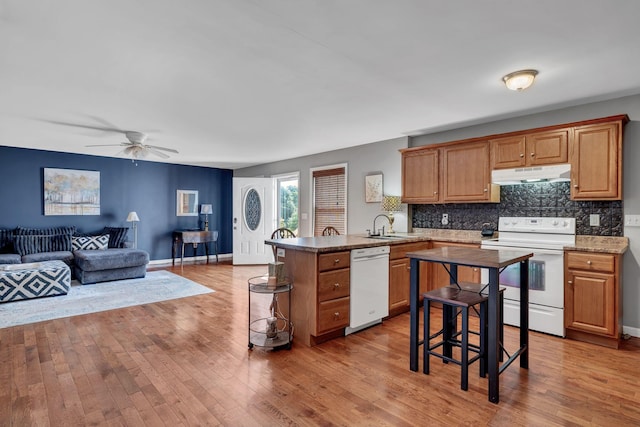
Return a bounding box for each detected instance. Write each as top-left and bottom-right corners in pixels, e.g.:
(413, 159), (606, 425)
(334, 283), (340, 289)
(568, 280), (573, 285)
(334, 259), (340, 264)
(407, 266), (411, 271)
(484, 188), (488, 192)
(574, 182), (579, 188)
(434, 191), (438, 195)
(587, 260), (592, 265)
(530, 152), (535, 157)
(519, 153), (524, 158)
(333, 312), (340, 319)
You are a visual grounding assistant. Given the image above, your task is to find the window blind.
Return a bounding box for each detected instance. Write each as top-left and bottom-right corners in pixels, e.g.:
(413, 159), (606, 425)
(313, 167), (346, 236)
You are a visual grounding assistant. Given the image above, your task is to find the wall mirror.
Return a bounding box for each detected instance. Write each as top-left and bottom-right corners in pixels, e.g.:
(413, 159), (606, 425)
(176, 189), (199, 216)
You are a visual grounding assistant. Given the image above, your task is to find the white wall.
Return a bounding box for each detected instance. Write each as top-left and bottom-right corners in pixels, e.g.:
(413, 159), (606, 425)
(235, 136), (408, 237)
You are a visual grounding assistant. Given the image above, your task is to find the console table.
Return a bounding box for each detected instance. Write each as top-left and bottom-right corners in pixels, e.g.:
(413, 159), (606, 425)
(406, 246), (533, 404)
(172, 230), (219, 266)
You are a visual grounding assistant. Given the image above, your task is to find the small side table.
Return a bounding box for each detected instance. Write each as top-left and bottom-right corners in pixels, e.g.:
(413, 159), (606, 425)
(248, 276), (293, 350)
(172, 230), (219, 266)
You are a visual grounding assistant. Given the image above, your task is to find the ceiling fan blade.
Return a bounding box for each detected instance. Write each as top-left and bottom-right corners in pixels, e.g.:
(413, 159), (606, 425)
(146, 147), (170, 159)
(43, 119), (127, 134)
(85, 143), (127, 147)
(146, 145), (179, 154)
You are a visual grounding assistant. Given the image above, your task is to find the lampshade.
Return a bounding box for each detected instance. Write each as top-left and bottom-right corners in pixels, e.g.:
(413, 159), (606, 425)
(381, 195), (402, 212)
(502, 69), (538, 91)
(200, 204), (212, 214)
(126, 211), (140, 222)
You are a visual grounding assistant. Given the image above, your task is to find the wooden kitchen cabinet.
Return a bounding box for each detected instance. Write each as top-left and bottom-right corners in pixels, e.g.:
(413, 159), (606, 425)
(316, 251), (351, 335)
(401, 147), (439, 203)
(441, 141), (499, 203)
(388, 242), (430, 317)
(491, 129), (568, 169)
(564, 250), (622, 349)
(429, 241), (481, 289)
(570, 121), (623, 200)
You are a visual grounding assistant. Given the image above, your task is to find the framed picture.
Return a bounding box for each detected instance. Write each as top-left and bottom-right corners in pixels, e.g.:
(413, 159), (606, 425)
(365, 173), (383, 203)
(177, 189), (199, 216)
(44, 168), (100, 215)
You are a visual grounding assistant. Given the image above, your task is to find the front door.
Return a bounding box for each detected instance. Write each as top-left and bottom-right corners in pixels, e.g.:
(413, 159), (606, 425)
(232, 177), (275, 265)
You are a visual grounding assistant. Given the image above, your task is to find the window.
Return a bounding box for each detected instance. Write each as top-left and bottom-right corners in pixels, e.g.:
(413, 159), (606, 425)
(313, 166), (346, 236)
(276, 173), (299, 235)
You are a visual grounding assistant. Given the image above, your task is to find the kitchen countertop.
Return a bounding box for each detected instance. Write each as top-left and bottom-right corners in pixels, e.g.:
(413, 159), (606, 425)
(265, 229), (630, 255)
(567, 235), (629, 254)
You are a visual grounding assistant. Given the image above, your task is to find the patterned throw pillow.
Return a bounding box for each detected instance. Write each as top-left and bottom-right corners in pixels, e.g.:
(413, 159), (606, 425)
(72, 234), (110, 251)
(102, 227), (129, 248)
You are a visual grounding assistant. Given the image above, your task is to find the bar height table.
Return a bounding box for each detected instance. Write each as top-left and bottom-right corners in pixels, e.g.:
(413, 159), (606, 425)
(407, 246), (533, 404)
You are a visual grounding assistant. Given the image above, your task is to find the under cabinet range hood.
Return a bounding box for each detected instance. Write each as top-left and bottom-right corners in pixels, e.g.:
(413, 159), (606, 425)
(492, 163), (571, 185)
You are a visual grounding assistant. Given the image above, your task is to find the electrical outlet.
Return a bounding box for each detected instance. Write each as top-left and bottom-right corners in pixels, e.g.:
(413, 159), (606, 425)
(441, 213), (449, 225)
(276, 248), (285, 258)
(589, 214), (600, 227)
(625, 215), (640, 227)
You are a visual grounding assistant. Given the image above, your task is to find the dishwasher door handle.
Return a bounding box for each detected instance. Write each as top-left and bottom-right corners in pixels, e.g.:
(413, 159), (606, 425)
(352, 254), (389, 262)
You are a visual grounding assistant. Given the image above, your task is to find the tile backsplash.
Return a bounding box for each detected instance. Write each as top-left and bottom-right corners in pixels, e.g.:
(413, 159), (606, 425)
(411, 181), (623, 236)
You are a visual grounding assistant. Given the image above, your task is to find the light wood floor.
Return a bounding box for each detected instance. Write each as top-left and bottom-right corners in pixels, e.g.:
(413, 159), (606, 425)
(2, 262), (639, 426)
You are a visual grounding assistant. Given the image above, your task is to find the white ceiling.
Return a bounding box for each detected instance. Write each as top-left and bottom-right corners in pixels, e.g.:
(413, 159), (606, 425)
(2, 1), (640, 169)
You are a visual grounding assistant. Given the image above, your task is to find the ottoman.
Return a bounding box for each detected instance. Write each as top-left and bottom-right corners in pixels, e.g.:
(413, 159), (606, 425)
(74, 248), (149, 285)
(0, 260), (71, 303)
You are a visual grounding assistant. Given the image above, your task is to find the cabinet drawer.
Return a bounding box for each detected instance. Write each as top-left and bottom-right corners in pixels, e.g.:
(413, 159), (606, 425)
(390, 242), (429, 260)
(317, 297), (350, 333)
(318, 268), (350, 302)
(318, 251), (350, 272)
(566, 252), (615, 273)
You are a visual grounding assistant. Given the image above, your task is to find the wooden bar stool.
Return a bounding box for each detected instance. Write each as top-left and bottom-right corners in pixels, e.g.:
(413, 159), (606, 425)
(423, 286), (488, 391)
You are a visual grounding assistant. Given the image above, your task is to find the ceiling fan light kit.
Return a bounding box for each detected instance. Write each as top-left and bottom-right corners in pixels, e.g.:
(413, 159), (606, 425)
(502, 69), (538, 91)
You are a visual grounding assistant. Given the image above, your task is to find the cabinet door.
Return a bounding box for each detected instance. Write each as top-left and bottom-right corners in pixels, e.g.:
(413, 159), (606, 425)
(442, 141), (497, 202)
(389, 258), (410, 312)
(402, 148), (439, 203)
(526, 129), (568, 166)
(491, 135), (526, 169)
(565, 270), (616, 336)
(570, 122), (621, 200)
(429, 242), (481, 289)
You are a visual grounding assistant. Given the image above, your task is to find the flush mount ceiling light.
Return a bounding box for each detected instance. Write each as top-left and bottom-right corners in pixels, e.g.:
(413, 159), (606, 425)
(502, 69), (539, 91)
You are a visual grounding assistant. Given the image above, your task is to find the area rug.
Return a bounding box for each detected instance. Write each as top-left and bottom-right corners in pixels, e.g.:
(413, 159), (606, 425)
(0, 270), (214, 328)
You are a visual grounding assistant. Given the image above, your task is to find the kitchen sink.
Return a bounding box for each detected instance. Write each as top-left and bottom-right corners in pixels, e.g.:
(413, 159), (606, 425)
(365, 235), (407, 240)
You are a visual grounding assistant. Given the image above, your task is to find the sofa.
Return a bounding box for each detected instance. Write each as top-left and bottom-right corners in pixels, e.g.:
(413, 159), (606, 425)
(0, 226), (149, 286)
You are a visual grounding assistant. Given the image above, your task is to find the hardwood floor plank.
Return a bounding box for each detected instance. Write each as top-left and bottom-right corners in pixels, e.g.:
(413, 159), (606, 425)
(1, 261), (639, 425)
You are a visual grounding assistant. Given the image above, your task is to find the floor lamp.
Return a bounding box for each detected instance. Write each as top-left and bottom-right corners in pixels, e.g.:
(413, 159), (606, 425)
(127, 211), (140, 249)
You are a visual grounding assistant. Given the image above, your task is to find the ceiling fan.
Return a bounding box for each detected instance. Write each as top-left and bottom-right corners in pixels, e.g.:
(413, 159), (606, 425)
(43, 117), (179, 159)
(86, 131), (178, 159)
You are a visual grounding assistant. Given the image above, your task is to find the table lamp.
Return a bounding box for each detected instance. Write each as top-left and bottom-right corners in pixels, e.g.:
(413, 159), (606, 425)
(200, 204), (212, 231)
(126, 211), (140, 248)
(380, 195), (402, 233)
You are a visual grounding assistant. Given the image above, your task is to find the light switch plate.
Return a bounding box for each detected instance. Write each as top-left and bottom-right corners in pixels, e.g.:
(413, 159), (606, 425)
(625, 214), (640, 227)
(589, 214), (600, 227)
(276, 248), (285, 258)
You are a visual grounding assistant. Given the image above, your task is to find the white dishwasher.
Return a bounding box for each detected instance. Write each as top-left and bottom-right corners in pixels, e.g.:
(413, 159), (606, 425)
(345, 245), (390, 335)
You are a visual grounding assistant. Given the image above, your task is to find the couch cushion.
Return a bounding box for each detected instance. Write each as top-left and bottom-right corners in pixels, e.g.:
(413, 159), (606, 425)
(74, 249), (149, 272)
(21, 251), (75, 266)
(103, 227), (129, 248)
(14, 234), (73, 255)
(0, 253), (21, 264)
(0, 229), (15, 254)
(15, 226), (76, 237)
(72, 234), (109, 251)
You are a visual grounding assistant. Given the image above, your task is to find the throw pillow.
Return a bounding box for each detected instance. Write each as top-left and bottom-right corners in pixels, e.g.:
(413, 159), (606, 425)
(72, 234), (110, 251)
(102, 227), (129, 248)
(13, 234), (72, 256)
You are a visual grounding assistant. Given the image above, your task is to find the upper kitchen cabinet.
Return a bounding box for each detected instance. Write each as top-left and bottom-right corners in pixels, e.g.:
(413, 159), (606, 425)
(570, 119), (625, 200)
(441, 141), (499, 203)
(401, 147), (439, 203)
(491, 129), (568, 169)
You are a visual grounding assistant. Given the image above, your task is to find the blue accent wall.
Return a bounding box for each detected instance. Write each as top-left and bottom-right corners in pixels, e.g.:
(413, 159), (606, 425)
(0, 146), (233, 260)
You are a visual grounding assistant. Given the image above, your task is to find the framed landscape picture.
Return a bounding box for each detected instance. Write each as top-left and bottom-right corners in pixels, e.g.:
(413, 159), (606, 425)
(44, 168), (100, 216)
(365, 173), (383, 203)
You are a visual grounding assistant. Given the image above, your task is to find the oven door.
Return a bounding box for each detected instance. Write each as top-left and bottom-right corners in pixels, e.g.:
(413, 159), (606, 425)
(481, 248), (564, 309)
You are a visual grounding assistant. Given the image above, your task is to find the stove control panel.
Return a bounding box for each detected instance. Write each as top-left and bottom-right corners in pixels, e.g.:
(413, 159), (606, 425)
(498, 217), (576, 234)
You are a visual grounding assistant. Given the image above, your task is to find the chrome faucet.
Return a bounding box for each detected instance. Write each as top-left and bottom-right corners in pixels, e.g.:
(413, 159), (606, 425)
(370, 214), (391, 236)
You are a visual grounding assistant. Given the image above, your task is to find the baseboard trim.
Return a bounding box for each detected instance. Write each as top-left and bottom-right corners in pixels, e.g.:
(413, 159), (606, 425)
(148, 253), (232, 267)
(623, 325), (640, 338)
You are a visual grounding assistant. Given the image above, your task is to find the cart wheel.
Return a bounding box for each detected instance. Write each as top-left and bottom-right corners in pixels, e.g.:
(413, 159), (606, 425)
(248, 343), (254, 350)
(285, 342), (292, 350)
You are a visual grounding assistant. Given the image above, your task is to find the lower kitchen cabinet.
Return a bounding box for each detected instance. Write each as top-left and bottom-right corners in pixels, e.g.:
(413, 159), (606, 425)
(388, 242), (429, 317)
(564, 250), (622, 349)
